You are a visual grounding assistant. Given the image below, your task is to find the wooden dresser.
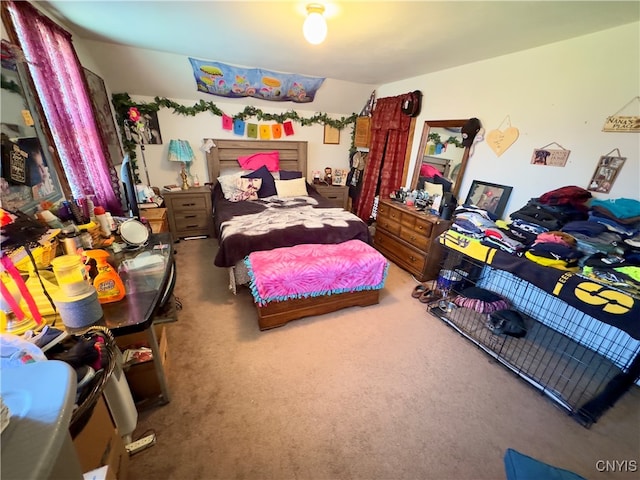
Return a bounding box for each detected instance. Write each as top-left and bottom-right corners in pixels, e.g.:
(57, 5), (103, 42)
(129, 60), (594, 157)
(374, 199), (451, 281)
(163, 187), (214, 239)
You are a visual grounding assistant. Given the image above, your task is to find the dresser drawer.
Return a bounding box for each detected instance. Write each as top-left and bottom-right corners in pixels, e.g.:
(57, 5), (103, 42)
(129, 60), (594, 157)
(399, 225), (429, 251)
(314, 185), (348, 209)
(168, 194), (208, 211)
(374, 229), (426, 276)
(376, 211), (401, 236)
(174, 211), (208, 229)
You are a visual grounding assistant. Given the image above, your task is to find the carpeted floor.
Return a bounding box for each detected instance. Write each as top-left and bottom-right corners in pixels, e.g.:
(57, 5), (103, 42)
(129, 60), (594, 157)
(128, 237), (640, 480)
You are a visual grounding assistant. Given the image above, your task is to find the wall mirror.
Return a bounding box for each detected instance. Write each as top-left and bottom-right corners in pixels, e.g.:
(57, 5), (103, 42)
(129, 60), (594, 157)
(410, 119), (470, 199)
(1, 40), (65, 214)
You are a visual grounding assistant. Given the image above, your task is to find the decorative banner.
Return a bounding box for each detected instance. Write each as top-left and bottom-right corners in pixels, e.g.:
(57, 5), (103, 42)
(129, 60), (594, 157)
(247, 123), (258, 138)
(487, 116), (519, 157)
(283, 121), (294, 136)
(272, 124), (282, 139)
(530, 143), (570, 167)
(259, 125), (271, 140)
(189, 58), (325, 103)
(222, 114), (233, 130)
(233, 119), (245, 136)
(587, 151), (626, 193)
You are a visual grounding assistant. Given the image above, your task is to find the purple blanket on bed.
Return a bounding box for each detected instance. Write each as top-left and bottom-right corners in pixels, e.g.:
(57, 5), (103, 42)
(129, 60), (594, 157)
(212, 184), (371, 267)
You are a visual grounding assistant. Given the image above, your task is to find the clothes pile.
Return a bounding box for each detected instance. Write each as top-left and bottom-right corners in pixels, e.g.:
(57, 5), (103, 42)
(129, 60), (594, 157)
(448, 185), (640, 296)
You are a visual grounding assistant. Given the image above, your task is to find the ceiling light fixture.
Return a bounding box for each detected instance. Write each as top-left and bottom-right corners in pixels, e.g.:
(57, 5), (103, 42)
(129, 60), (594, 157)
(303, 3), (327, 45)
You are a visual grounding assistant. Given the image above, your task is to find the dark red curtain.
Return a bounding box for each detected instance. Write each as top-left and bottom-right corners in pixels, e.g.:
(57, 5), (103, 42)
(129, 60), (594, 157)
(355, 94), (413, 222)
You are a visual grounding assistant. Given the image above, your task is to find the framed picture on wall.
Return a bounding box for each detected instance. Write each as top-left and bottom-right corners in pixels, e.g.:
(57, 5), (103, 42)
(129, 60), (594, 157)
(323, 124), (340, 144)
(464, 180), (513, 218)
(587, 155), (626, 193)
(83, 67), (124, 166)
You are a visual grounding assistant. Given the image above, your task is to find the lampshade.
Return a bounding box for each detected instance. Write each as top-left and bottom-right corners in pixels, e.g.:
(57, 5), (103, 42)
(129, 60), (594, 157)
(303, 3), (327, 45)
(168, 139), (195, 163)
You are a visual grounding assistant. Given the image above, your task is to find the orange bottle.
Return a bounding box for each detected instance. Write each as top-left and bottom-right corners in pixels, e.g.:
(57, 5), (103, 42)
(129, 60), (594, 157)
(84, 249), (125, 303)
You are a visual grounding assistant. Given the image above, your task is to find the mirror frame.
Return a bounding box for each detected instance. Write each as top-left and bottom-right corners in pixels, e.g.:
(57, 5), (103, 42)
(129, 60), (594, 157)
(410, 119), (470, 198)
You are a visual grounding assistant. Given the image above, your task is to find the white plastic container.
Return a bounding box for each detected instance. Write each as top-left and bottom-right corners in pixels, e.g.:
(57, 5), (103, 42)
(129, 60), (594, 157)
(103, 350), (138, 443)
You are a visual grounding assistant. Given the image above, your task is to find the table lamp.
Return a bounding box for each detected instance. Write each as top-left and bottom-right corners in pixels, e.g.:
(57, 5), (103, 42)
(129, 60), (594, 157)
(168, 139), (195, 190)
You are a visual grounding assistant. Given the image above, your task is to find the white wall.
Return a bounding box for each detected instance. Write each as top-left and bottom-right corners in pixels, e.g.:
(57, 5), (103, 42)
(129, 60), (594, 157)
(378, 23), (640, 219)
(121, 95), (356, 188)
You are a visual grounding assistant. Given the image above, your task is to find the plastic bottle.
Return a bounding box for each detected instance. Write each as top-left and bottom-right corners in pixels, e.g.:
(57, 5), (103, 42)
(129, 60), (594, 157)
(94, 206), (111, 237)
(193, 174), (200, 187)
(83, 249), (126, 304)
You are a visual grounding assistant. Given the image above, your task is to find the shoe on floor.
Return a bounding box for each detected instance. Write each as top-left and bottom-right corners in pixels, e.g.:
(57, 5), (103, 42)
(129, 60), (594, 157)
(412, 284), (428, 298)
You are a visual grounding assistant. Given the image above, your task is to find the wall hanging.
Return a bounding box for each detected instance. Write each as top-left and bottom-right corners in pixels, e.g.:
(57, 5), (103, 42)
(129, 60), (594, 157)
(486, 115), (519, 157)
(188, 58), (325, 103)
(530, 142), (571, 167)
(602, 96), (640, 132)
(587, 149), (626, 194)
(83, 68), (123, 168)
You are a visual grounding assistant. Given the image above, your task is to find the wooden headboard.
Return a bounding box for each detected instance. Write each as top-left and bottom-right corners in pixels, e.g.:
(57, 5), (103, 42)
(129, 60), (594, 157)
(205, 139), (308, 185)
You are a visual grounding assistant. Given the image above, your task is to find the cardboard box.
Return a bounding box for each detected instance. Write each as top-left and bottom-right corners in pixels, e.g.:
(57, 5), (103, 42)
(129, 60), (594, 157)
(116, 326), (169, 403)
(72, 395), (128, 479)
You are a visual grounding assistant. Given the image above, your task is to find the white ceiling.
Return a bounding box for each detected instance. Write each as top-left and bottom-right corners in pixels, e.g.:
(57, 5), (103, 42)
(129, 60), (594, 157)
(40, 0), (639, 86)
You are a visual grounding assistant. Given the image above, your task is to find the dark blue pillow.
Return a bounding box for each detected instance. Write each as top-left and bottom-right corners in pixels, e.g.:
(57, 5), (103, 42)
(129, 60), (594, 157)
(279, 170), (303, 180)
(242, 165), (276, 198)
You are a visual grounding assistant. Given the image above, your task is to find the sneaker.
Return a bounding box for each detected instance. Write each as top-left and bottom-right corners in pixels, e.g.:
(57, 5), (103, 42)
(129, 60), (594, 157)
(30, 326), (69, 353)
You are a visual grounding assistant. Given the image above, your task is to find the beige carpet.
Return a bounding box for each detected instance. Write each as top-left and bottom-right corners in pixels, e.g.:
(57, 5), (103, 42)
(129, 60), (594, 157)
(129, 238), (639, 480)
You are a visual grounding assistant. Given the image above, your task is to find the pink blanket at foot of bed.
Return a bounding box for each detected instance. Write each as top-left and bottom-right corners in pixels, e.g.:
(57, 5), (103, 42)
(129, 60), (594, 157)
(245, 240), (389, 306)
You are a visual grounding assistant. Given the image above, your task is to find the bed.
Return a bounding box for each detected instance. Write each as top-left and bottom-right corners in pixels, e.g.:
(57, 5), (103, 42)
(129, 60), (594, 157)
(205, 139), (372, 291)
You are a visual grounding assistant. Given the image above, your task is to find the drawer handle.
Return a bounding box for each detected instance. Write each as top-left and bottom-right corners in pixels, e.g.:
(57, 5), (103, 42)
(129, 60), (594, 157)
(408, 256), (417, 263)
(187, 225), (199, 228)
(185, 215), (197, 219)
(182, 202), (196, 207)
(410, 235), (416, 241)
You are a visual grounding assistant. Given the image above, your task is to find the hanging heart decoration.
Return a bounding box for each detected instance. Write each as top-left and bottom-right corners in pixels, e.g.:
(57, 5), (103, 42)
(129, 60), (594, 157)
(487, 126), (519, 157)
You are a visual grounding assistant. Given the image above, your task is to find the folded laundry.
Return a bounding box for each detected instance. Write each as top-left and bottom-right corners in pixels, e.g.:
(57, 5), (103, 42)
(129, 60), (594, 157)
(590, 198), (640, 220)
(534, 231), (577, 247)
(562, 220), (607, 236)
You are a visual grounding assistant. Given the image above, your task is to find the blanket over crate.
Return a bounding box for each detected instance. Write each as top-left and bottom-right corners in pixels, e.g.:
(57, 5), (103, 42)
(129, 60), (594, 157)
(245, 240), (388, 306)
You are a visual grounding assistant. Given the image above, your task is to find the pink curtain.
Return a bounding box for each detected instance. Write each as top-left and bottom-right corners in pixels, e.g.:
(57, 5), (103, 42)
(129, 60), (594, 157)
(5, 1), (123, 214)
(355, 94), (412, 222)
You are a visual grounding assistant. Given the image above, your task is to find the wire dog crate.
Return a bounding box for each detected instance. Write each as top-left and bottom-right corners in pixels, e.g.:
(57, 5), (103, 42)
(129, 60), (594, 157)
(429, 248), (640, 428)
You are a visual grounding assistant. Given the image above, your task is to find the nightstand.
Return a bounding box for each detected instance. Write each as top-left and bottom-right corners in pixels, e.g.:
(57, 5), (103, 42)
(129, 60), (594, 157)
(163, 186), (213, 239)
(314, 184), (349, 209)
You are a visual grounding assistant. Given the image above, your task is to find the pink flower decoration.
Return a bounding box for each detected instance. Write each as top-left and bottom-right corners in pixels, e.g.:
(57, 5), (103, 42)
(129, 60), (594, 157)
(128, 107), (141, 122)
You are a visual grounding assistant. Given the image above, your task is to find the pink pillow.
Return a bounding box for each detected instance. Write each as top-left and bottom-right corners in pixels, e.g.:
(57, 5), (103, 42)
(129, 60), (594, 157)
(237, 151), (280, 172)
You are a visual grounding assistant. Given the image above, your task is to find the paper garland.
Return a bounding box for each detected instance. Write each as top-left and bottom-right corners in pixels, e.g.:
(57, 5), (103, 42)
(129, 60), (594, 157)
(227, 118), (295, 139)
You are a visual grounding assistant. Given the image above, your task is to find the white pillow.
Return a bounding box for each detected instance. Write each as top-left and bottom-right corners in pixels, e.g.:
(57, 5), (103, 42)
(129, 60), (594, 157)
(423, 181), (444, 198)
(218, 172), (245, 199)
(275, 177), (308, 198)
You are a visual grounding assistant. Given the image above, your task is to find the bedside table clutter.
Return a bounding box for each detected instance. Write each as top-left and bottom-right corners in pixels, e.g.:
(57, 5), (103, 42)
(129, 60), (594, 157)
(163, 186), (214, 239)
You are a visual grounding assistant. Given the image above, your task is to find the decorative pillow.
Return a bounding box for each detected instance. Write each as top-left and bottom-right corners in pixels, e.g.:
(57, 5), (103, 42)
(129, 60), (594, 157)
(275, 177), (308, 198)
(424, 181), (444, 198)
(242, 165), (277, 198)
(279, 170), (303, 180)
(218, 172), (246, 200)
(229, 178), (262, 202)
(237, 151), (280, 172)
